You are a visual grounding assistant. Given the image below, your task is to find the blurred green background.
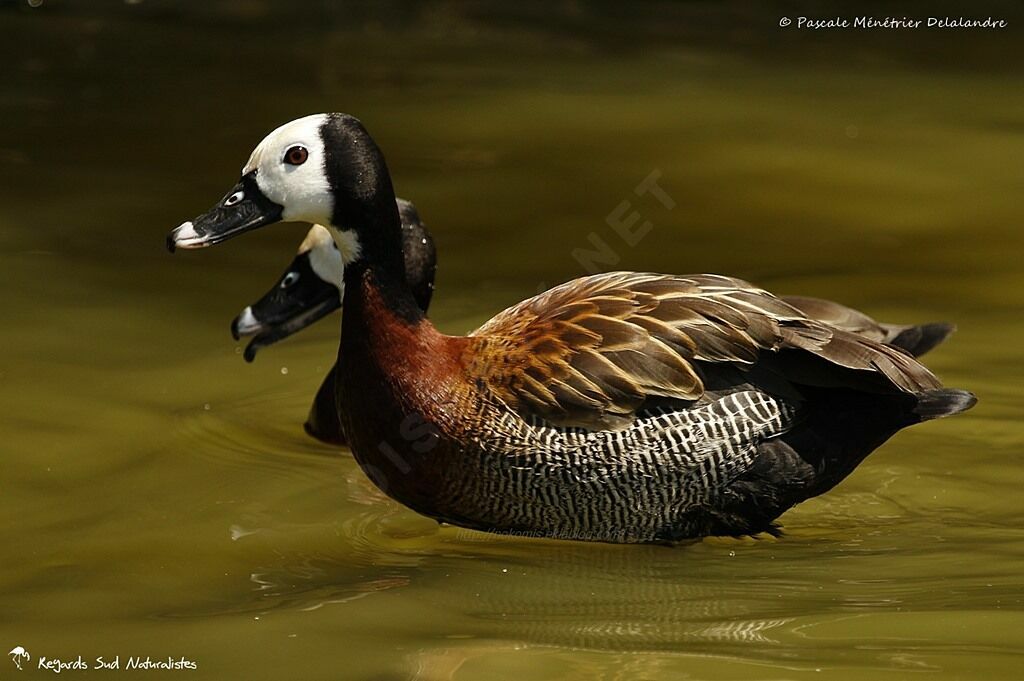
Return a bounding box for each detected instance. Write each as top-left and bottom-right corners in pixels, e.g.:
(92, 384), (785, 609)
(1, 1), (1022, 679)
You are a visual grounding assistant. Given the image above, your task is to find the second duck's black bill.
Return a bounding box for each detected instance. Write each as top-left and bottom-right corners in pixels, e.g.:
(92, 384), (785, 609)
(238, 297), (340, 362)
(166, 173), (283, 252)
(231, 249), (342, 361)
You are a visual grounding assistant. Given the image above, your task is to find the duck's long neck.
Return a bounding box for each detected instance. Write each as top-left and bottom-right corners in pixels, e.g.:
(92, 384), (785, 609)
(337, 217), (452, 376)
(327, 175), (425, 324)
(330, 196), (446, 406)
(335, 259), (462, 487)
(331, 247), (439, 464)
(319, 111), (418, 313)
(335, 243), (426, 327)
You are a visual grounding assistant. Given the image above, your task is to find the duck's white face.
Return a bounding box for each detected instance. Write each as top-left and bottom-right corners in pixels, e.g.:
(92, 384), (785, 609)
(243, 114), (333, 226)
(168, 114), (336, 251)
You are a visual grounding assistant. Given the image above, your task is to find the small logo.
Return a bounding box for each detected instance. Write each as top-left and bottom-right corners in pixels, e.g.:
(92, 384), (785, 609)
(9, 646), (30, 670)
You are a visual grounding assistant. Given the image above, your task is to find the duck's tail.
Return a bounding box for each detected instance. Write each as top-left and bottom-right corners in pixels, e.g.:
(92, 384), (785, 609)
(912, 388), (977, 422)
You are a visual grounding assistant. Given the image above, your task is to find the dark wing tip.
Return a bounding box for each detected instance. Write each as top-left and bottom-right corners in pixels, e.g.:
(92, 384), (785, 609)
(890, 322), (956, 358)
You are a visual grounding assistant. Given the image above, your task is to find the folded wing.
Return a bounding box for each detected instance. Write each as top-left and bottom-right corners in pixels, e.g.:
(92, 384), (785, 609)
(469, 272), (940, 429)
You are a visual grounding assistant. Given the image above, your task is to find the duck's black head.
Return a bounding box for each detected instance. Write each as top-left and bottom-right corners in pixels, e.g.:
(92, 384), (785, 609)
(168, 113), (406, 279)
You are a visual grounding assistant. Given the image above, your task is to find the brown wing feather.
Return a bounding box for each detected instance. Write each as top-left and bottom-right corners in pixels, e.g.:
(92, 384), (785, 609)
(468, 272), (940, 429)
(781, 295), (889, 342)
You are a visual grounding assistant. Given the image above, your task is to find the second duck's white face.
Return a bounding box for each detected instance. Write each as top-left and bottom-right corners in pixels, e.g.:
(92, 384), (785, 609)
(300, 224), (345, 292)
(243, 114), (334, 226)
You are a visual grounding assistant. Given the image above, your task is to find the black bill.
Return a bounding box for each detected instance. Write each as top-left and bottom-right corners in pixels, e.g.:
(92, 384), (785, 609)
(167, 172), (283, 252)
(230, 250), (341, 362)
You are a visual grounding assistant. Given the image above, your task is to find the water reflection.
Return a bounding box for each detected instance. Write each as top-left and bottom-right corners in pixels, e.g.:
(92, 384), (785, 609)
(198, 507), (1022, 668)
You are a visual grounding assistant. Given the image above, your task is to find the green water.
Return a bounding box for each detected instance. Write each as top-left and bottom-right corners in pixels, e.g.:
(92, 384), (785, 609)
(2, 2), (1023, 679)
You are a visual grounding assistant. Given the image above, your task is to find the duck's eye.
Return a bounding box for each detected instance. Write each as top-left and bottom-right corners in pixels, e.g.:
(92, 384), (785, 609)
(223, 190), (244, 206)
(281, 271), (300, 288)
(284, 146), (308, 166)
